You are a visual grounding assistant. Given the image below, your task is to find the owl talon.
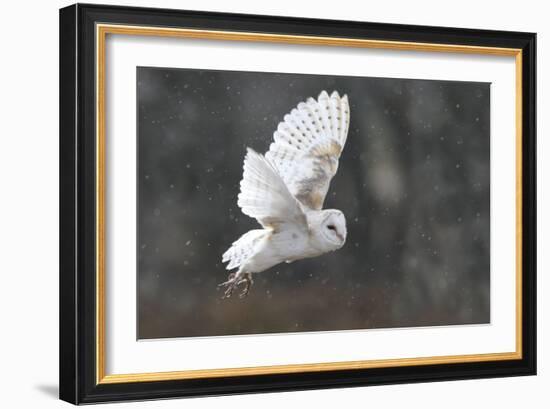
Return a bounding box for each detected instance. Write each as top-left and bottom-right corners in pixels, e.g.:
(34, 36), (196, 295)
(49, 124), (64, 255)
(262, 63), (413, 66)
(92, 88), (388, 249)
(218, 273), (236, 298)
(218, 272), (235, 287)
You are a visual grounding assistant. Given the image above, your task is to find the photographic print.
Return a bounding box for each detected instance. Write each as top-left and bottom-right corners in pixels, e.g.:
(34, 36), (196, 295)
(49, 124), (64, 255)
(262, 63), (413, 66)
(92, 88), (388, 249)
(137, 67), (490, 339)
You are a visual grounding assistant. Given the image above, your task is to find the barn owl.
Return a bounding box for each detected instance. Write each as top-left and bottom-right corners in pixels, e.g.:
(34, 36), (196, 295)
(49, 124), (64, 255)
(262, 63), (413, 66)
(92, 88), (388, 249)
(220, 90), (350, 298)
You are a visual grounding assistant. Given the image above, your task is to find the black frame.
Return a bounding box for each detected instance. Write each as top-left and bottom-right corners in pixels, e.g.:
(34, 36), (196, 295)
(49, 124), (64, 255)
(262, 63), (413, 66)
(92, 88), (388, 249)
(59, 3), (536, 404)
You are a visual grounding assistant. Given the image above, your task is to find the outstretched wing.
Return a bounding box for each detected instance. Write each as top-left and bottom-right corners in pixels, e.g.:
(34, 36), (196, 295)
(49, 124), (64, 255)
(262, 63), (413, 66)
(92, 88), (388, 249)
(265, 90), (350, 210)
(237, 148), (307, 231)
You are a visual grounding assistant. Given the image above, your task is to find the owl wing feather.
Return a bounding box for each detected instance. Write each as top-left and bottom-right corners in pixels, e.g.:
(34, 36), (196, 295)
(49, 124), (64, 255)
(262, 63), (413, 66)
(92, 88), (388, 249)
(265, 90), (350, 211)
(237, 148), (307, 231)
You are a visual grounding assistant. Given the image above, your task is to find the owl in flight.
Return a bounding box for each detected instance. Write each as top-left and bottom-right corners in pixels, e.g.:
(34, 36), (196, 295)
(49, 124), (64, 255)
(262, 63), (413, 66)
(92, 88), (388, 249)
(220, 90), (350, 298)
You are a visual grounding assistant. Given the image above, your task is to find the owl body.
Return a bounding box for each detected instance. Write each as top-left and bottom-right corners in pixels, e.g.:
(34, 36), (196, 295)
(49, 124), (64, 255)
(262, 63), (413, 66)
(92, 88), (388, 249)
(226, 208), (347, 276)
(220, 90), (350, 298)
(235, 226), (310, 274)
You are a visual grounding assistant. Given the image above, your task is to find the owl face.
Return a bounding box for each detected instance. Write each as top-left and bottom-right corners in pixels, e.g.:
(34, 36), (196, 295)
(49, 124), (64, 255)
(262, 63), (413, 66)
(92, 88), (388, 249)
(320, 210), (347, 249)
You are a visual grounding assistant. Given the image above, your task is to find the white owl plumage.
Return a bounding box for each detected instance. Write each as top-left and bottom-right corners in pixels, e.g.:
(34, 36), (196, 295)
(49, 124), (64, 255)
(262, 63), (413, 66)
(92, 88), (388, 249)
(220, 90), (350, 298)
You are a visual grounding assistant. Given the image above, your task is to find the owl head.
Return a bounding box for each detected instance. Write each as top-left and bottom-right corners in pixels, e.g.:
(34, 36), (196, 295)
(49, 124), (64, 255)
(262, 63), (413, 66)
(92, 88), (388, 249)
(310, 209), (347, 252)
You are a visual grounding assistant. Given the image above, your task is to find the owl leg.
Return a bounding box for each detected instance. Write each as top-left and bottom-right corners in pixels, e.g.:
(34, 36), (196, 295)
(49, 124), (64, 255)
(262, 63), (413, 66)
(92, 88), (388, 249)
(219, 270), (244, 299)
(218, 272), (238, 299)
(219, 270), (254, 299)
(237, 273), (253, 298)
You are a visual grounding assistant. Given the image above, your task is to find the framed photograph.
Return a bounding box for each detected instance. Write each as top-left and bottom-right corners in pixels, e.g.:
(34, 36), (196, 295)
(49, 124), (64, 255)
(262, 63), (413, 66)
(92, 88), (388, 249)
(59, 3), (536, 404)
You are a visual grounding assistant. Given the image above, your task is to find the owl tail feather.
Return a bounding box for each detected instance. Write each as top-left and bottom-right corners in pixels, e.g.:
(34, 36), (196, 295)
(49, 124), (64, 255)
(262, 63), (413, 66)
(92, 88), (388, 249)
(222, 229), (266, 271)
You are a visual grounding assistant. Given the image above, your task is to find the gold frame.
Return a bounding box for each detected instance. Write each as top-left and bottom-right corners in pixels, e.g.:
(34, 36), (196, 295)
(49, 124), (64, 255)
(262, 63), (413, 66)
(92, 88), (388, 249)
(95, 23), (523, 385)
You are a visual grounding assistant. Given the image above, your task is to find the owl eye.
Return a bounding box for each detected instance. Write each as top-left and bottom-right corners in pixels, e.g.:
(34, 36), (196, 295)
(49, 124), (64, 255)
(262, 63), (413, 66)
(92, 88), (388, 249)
(327, 225), (336, 231)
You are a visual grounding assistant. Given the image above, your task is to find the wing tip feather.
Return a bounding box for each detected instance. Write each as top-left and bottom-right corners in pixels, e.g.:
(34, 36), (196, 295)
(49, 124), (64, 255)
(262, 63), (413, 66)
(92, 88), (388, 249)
(317, 90), (347, 102)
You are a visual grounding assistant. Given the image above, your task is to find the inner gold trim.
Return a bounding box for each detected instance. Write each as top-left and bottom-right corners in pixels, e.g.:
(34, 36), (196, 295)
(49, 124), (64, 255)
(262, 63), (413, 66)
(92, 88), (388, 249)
(95, 23), (523, 385)
(100, 352), (520, 384)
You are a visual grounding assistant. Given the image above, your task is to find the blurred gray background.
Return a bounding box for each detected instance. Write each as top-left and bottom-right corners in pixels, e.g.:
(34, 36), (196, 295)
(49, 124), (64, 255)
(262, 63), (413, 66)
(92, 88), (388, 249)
(137, 67), (490, 339)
